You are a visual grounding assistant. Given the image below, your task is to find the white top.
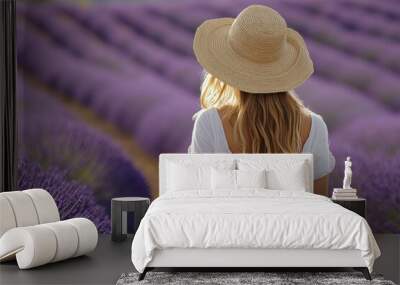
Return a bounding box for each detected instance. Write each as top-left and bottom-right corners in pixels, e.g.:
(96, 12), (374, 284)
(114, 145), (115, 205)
(188, 107), (335, 179)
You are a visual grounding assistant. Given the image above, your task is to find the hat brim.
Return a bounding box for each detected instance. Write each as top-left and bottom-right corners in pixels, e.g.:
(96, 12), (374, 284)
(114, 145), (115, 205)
(193, 18), (314, 93)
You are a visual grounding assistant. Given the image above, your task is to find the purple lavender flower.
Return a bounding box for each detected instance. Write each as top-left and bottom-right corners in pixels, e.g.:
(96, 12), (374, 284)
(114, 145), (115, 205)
(17, 157), (111, 233)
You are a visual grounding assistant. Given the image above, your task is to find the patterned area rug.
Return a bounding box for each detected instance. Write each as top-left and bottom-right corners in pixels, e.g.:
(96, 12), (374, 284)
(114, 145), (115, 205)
(117, 271), (395, 285)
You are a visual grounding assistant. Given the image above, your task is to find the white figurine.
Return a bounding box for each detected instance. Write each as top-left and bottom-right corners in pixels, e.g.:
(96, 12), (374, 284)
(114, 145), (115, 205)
(343, 156), (352, 189)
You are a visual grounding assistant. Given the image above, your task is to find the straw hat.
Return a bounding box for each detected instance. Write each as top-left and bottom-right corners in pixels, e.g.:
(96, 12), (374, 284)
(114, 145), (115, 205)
(193, 5), (314, 93)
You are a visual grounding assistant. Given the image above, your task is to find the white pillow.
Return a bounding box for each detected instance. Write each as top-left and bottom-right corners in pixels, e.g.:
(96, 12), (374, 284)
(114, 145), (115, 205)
(267, 163), (308, 191)
(236, 169), (267, 189)
(211, 169), (268, 190)
(238, 160), (309, 191)
(211, 168), (236, 190)
(167, 160), (235, 191)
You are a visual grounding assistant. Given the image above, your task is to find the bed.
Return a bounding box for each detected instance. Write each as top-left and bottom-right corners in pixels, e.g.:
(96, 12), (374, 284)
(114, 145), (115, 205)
(131, 154), (380, 280)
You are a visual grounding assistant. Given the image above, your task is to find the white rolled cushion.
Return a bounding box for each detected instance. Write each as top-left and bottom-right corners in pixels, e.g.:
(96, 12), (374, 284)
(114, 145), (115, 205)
(236, 169), (267, 189)
(0, 226), (57, 269)
(65, 218), (98, 257)
(0, 218), (98, 269)
(211, 168), (236, 190)
(42, 221), (79, 262)
(23, 189), (60, 223)
(0, 191), (39, 227)
(0, 196), (17, 237)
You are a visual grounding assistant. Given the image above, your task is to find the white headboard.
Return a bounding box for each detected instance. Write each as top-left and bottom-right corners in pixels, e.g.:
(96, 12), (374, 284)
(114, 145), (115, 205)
(159, 154), (313, 196)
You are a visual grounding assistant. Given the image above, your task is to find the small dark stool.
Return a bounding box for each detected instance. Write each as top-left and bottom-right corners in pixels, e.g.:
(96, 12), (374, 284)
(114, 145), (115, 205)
(111, 197), (150, 242)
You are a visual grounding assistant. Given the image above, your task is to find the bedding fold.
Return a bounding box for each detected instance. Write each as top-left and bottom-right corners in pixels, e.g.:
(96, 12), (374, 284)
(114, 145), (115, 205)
(131, 190), (380, 273)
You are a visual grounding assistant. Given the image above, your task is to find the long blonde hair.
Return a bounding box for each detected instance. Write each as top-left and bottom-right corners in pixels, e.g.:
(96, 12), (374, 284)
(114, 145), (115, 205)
(200, 72), (309, 153)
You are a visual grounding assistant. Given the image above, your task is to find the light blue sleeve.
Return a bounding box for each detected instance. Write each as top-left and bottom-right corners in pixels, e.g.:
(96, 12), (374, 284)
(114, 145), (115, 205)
(188, 110), (215, 153)
(311, 115), (336, 179)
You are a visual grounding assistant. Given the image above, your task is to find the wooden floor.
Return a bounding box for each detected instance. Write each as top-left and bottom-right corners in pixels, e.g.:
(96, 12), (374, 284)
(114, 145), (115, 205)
(0, 234), (398, 285)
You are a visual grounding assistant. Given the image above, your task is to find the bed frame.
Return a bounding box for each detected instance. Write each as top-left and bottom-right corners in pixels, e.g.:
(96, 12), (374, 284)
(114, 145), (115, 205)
(140, 248), (370, 280)
(138, 154), (371, 280)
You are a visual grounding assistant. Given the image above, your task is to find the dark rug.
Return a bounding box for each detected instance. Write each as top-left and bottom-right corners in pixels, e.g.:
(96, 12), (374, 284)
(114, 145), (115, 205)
(116, 271), (396, 285)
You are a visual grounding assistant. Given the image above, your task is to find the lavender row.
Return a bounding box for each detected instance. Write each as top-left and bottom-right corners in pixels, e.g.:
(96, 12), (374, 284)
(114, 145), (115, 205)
(331, 114), (400, 157)
(296, 76), (388, 131)
(276, 2), (400, 73)
(18, 23), (198, 155)
(18, 77), (150, 211)
(21, 6), (140, 77)
(115, 5), (193, 58)
(287, 0), (400, 43)
(337, 0), (400, 22)
(145, 1), (221, 31)
(306, 40), (400, 111)
(17, 157), (111, 233)
(55, 4), (202, 93)
(112, 7), (203, 93)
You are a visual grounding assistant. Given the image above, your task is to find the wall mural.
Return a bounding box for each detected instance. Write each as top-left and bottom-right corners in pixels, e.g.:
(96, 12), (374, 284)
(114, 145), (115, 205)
(16, 0), (400, 233)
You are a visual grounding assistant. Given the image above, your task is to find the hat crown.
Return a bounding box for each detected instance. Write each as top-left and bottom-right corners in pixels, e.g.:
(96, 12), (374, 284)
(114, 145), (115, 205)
(228, 5), (287, 63)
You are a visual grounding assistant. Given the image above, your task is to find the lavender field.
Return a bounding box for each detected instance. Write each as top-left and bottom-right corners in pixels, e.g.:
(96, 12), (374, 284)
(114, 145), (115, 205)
(16, 0), (399, 233)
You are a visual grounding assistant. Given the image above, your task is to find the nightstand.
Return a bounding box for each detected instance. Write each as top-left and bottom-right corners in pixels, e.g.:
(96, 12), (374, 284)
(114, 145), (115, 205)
(111, 197), (150, 242)
(331, 198), (366, 218)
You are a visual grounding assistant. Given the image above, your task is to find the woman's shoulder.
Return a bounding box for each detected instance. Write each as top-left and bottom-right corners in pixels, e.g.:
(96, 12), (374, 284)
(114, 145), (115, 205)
(305, 111), (329, 150)
(189, 108), (219, 153)
(307, 112), (335, 178)
(304, 111), (330, 150)
(309, 111), (329, 134)
(192, 107), (218, 123)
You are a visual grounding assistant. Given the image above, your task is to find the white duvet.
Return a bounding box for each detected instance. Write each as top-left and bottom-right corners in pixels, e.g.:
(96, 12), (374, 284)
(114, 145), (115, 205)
(131, 190), (380, 273)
